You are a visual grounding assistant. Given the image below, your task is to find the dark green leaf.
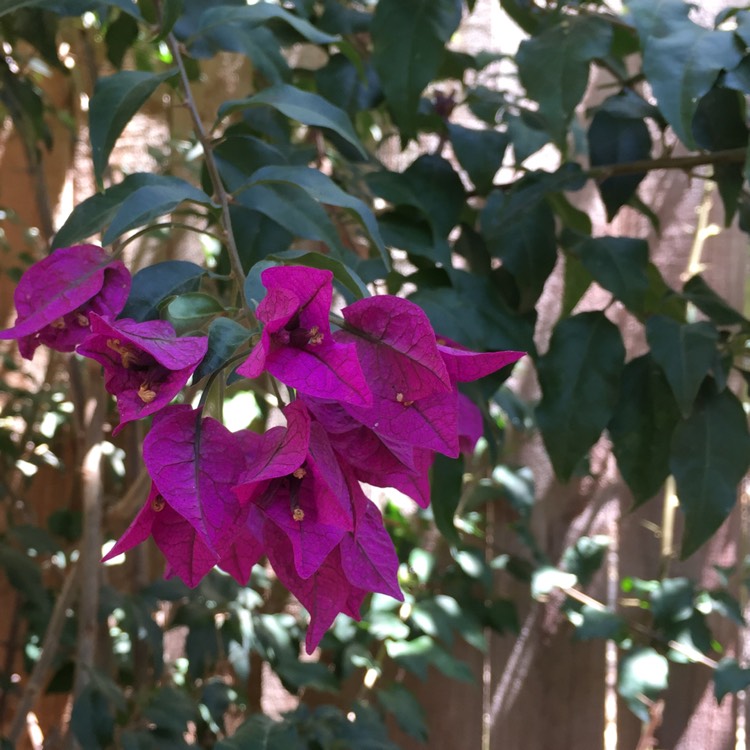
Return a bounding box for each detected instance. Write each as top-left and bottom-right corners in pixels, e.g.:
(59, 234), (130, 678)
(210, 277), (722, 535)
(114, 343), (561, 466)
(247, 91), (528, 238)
(671, 388), (750, 557)
(618, 648), (669, 722)
(104, 12), (139, 69)
(651, 577), (694, 626)
(385, 636), (474, 682)
(692, 87), (747, 223)
(239, 165), (386, 263)
(163, 292), (223, 335)
(379, 213), (450, 266)
(506, 111), (549, 163)
(683, 275), (750, 328)
(646, 316), (718, 417)
(102, 179), (212, 245)
(90, 69), (176, 188)
(561, 535), (609, 586)
(561, 255), (593, 317)
(190, 3), (338, 48)
(575, 236), (650, 313)
(53, 174), (206, 249)
(629, 0), (742, 148)
(122, 260), (205, 321)
(715, 658), (750, 702)
(573, 606), (626, 641)
(537, 312), (625, 481)
(315, 54), (381, 116)
(609, 354), (681, 505)
(588, 110), (651, 220)
(193, 318), (250, 383)
(143, 686), (197, 735)
(481, 189), (557, 311)
(516, 16), (612, 144)
(218, 84), (365, 158)
(70, 681), (117, 750)
(235, 182), (343, 253)
(430, 454), (463, 545)
(448, 123), (508, 193)
(0, 0), (141, 18)
(367, 155), (465, 240)
(377, 685), (427, 742)
(371, 0), (461, 136)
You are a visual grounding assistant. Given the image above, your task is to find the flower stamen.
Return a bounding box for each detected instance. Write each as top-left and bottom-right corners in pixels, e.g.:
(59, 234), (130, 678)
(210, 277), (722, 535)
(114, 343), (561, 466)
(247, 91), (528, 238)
(138, 383), (157, 403)
(292, 506), (305, 522)
(107, 338), (138, 368)
(152, 494), (166, 512)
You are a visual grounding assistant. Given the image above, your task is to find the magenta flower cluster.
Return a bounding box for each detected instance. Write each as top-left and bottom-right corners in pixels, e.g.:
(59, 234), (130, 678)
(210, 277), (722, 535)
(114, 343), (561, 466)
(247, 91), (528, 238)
(1, 247), (524, 652)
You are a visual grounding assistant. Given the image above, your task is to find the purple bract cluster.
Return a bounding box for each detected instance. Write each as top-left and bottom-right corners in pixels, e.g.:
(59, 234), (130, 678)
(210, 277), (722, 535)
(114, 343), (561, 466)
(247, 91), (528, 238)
(1, 246), (524, 652)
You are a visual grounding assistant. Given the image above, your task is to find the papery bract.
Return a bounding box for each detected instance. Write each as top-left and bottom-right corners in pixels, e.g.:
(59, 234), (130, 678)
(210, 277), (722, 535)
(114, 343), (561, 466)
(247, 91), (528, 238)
(437, 337), (525, 382)
(143, 405), (261, 557)
(238, 266), (370, 405)
(340, 295), (451, 402)
(458, 393), (484, 455)
(0, 244), (130, 359)
(340, 487), (404, 601)
(344, 387), (460, 458)
(103, 484), (218, 587)
(77, 313), (207, 433)
(264, 523), (367, 654)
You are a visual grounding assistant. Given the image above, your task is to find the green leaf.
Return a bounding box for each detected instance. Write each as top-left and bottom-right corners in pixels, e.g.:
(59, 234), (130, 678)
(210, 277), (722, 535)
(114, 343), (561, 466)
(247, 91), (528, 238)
(53, 174), (208, 249)
(70, 680), (119, 750)
(671, 388), (750, 557)
(646, 316), (718, 417)
(506, 110), (549, 164)
(516, 16), (612, 144)
(682, 275), (750, 328)
(163, 292), (224, 336)
(385, 636), (474, 682)
(609, 354), (681, 505)
(536, 312), (625, 482)
(588, 108), (651, 221)
(481, 188), (557, 311)
(238, 165), (386, 264)
(575, 236), (650, 313)
(371, 0), (462, 136)
(561, 255), (593, 317)
(218, 84), (365, 158)
(190, 2), (339, 47)
(430, 454), (463, 546)
(89, 69), (176, 188)
(0, 0), (141, 18)
(377, 685), (427, 742)
(715, 658), (750, 703)
(692, 87), (747, 223)
(561, 535), (610, 586)
(628, 0), (742, 148)
(369, 156), (465, 244)
(235, 182), (344, 253)
(572, 606), (626, 641)
(447, 123), (508, 193)
(104, 180), (212, 245)
(651, 577), (694, 626)
(618, 648), (669, 722)
(193, 318), (250, 383)
(121, 260), (205, 321)
(316, 54), (381, 117)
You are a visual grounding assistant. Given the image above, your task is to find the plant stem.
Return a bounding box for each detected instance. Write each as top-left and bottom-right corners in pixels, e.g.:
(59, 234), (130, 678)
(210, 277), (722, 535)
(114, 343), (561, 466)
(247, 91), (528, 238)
(165, 33), (248, 309)
(588, 147), (747, 181)
(7, 564), (80, 746)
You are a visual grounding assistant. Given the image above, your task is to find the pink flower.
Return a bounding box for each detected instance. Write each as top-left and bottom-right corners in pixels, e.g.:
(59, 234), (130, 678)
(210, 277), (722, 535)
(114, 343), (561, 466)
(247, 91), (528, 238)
(237, 266), (371, 405)
(0, 244), (130, 359)
(77, 314), (207, 433)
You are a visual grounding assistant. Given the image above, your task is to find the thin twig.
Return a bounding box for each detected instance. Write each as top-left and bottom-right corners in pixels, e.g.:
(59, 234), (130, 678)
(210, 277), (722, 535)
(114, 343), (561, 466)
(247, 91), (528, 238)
(164, 33), (248, 309)
(7, 564), (80, 745)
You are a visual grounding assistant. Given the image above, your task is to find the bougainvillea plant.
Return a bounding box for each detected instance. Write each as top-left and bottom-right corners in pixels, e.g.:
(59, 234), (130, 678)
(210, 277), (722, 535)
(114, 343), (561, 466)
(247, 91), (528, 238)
(1, 251), (523, 652)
